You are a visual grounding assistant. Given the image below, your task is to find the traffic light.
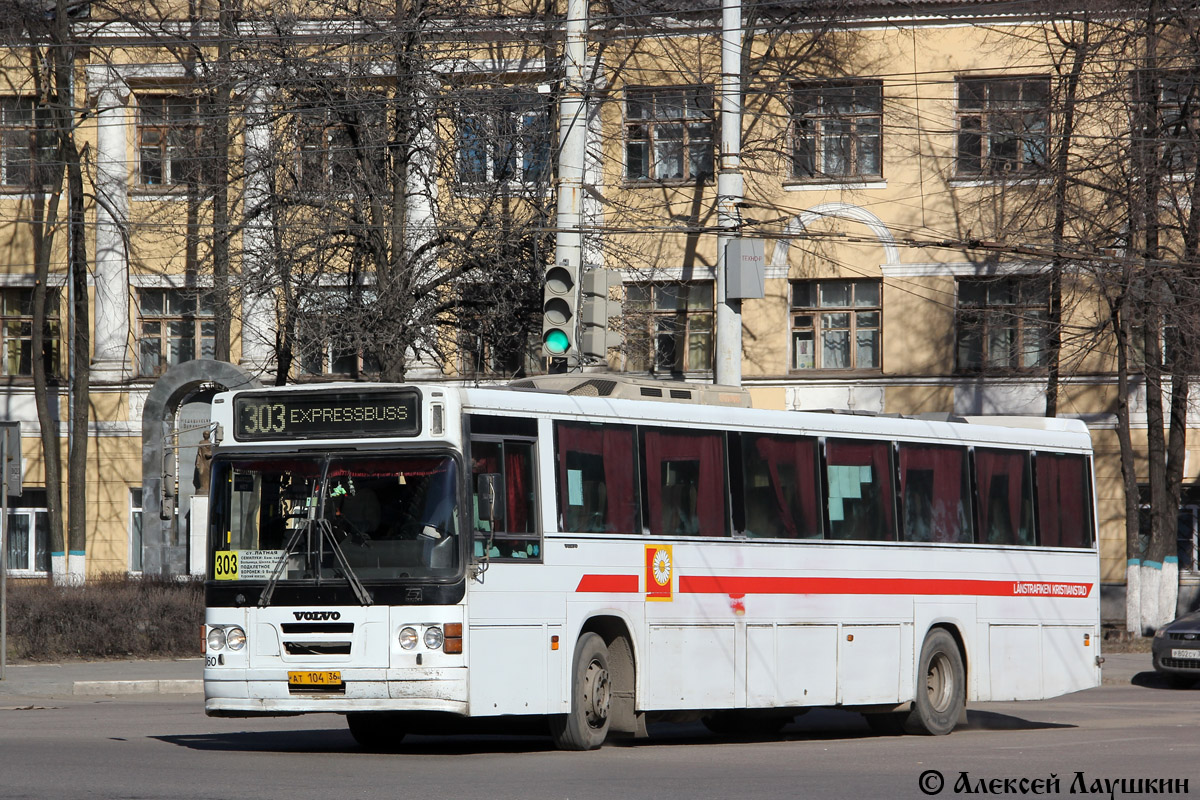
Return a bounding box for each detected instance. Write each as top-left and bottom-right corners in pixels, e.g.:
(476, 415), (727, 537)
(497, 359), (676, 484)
(580, 268), (623, 361)
(542, 258), (578, 358)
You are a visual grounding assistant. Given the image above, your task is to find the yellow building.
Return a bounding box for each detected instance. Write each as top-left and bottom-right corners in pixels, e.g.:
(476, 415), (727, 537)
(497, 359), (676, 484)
(1, 0), (1197, 623)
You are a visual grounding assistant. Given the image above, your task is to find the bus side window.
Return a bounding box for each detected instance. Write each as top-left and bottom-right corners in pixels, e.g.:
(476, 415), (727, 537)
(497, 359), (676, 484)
(975, 448), (1035, 546)
(897, 444), (972, 544)
(741, 433), (822, 539)
(825, 438), (895, 542)
(1033, 452), (1092, 548)
(642, 428), (729, 537)
(471, 439), (539, 560)
(554, 422), (639, 534)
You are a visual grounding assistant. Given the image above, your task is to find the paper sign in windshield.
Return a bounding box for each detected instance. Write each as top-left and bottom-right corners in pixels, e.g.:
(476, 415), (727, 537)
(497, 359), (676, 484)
(213, 549), (284, 581)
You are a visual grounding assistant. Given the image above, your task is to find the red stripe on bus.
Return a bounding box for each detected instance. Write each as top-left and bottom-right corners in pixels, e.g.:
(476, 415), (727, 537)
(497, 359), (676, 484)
(678, 576), (1093, 598)
(576, 574), (640, 593)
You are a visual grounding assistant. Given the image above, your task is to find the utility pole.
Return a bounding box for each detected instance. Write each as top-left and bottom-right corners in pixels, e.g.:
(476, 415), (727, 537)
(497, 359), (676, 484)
(543, 0), (588, 367)
(715, 0), (743, 386)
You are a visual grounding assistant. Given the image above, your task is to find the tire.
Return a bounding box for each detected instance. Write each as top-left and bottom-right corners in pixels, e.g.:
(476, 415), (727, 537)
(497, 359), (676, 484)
(702, 710), (792, 738)
(346, 712), (407, 751)
(906, 628), (966, 735)
(550, 632), (612, 751)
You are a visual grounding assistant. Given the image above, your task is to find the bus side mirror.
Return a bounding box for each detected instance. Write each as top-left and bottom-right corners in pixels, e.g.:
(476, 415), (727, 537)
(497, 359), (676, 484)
(477, 473), (505, 527)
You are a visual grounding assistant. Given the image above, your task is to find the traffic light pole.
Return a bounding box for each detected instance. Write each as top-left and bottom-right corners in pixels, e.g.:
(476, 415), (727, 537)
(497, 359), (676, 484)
(544, 0), (588, 367)
(715, 0), (743, 387)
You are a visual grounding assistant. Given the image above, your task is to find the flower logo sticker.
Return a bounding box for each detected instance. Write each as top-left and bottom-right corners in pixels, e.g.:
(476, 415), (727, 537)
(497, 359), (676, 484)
(645, 544), (673, 601)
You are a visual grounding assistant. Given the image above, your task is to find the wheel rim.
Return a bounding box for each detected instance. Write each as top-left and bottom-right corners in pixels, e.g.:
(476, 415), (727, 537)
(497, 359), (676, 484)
(925, 651), (954, 713)
(581, 658), (612, 730)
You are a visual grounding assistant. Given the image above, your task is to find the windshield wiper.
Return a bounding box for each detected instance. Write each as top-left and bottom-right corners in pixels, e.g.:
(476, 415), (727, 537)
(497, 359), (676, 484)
(259, 466), (373, 608)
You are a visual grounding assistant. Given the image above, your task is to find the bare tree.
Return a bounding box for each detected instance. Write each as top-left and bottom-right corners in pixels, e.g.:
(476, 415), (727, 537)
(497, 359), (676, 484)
(2, 0), (92, 583)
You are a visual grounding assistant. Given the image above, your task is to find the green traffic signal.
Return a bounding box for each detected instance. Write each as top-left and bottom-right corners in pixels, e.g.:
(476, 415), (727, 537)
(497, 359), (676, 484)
(544, 328), (571, 355)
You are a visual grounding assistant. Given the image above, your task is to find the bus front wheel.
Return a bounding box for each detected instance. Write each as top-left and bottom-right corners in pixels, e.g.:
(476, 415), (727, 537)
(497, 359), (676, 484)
(550, 632), (612, 750)
(908, 628), (965, 735)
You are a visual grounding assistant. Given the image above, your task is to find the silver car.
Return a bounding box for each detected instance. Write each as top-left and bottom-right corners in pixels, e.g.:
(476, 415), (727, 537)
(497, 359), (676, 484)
(1152, 610), (1200, 688)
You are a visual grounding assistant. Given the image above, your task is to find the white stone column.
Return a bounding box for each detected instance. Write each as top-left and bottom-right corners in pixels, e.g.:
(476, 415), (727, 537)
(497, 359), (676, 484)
(402, 80), (443, 379)
(91, 71), (132, 382)
(239, 85), (277, 376)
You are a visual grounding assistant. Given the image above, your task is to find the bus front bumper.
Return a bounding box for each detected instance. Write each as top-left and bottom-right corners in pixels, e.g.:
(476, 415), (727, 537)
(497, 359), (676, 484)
(204, 666), (468, 717)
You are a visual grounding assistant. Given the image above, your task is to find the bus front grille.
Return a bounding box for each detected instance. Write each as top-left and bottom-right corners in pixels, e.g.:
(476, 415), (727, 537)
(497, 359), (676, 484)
(284, 641), (353, 656)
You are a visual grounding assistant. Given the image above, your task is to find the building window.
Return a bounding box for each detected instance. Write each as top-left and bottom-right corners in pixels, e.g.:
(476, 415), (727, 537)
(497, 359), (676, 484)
(1144, 71), (1200, 176)
(137, 95), (200, 187)
(1179, 505), (1199, 573)
(790, 279), (880, 371)
(459, 328), (541, 379)
(791, 82), (882, 181)
(955, 277), (1049, 373)
(6, 489), (50, 575)
(956, 77), (1049, 176)
(138, 289), (215, 376)
(295, 289), (380, 378)
(129, 488), (143, 573)
(457, 89), (551, 188)
(0, 97), (53, 189)
(1, 288), (60, 377)
(625, 282), (713, 374)
(289, 95), (385, 194)
(625, 87), (714, 181)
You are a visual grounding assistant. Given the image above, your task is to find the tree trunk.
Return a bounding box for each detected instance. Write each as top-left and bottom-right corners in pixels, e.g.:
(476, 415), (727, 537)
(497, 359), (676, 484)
(66, 136), (90, 584)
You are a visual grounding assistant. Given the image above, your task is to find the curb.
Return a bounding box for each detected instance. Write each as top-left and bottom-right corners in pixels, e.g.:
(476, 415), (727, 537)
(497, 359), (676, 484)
(73, 679), (203, 696)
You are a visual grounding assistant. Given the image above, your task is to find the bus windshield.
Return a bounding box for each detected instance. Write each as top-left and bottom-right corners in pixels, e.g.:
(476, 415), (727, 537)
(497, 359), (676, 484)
(209, 453), (460, 583)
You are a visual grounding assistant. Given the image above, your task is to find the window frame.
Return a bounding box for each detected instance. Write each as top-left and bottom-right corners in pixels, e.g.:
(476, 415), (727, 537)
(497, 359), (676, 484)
(955, 76), (1050, 178)
(287, 93), (386, 195)
(790, 81), (883, 182)
(293, 287), (381, 379)
(0, 96), (54, 190)
(469, 433), (542, 562)
(136, 94), (202, 189)
(790, 279), (882, 372)
(0, 287), (61, 378)
(623, 281), (714, 376)
(5, 490), (51, 576)
(455, 88), (553, 190)
(1135, 70), (1200, 179)
(129, 487), (144, 574)
(955, 276), (1050, 374)
(624, 86), (715, 183)
(137, 288), (216, 377)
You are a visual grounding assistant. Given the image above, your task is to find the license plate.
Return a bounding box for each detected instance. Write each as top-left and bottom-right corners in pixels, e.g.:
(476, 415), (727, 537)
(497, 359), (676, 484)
(1170, 649), (1199, 660)
(288, 671), (342, 686)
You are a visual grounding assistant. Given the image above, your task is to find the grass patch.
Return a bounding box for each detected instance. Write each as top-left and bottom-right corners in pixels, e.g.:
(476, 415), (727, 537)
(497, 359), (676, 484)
(4, 574), (203, 661)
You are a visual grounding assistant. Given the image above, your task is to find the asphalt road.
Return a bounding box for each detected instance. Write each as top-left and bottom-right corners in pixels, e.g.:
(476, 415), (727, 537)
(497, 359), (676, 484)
(0, 671), (1196, 800)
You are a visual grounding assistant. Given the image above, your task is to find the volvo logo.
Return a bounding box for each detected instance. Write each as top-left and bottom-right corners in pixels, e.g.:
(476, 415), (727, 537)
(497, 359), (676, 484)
(293, 611), (341, 621)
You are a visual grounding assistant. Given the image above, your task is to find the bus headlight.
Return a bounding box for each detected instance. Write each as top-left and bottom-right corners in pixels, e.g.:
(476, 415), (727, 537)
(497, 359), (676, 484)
(423, 626), (444, 650)
(399, 626), (418, 650)
(226, 626), (247, 651)
(207, 627), (227, 651)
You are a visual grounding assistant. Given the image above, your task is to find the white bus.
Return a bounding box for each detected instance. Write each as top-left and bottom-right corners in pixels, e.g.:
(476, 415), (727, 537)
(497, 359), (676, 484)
(202, 375), (1100, 750)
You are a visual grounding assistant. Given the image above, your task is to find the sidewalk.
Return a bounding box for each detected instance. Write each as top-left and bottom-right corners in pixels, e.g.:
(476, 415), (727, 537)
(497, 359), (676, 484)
(0, 652), (1154, 701)
(0, 657), (203, 699)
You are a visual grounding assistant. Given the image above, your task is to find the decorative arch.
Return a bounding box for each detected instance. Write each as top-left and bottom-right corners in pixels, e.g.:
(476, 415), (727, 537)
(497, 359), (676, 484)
(141, 359), (261, 576)
(769, 202), (900, 275)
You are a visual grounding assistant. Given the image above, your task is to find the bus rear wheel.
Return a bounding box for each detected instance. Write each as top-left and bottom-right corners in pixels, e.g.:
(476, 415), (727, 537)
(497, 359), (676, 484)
(907, 628), (965, 735)
(346, 712), (407, 751)
(550, 632), (612, 751)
